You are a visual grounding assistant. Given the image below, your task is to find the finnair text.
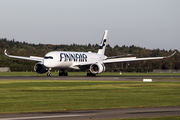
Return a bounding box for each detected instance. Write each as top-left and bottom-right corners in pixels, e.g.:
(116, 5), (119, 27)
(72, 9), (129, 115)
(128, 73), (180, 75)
(60, 53), (87, 62)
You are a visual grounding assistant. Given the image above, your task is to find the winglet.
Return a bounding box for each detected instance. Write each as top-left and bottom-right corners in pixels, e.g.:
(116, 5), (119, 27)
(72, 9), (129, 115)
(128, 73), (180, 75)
(163, 51), (176, 58)
(4, 49), (8, 56)
(97, 30), (108, 55)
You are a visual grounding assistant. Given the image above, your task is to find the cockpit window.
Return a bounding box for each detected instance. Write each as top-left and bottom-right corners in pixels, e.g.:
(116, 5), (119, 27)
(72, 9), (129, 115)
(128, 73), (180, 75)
(44, 56), (53, 59)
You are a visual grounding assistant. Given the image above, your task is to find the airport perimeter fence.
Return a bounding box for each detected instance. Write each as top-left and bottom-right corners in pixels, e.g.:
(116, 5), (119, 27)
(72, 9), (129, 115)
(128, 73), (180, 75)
(153, 69), (180, 73)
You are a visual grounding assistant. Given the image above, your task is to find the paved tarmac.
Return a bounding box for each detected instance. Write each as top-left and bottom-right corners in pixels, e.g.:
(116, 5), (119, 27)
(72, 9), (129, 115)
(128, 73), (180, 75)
(0, 76), (180, 81)
(0, 107), (180, 120)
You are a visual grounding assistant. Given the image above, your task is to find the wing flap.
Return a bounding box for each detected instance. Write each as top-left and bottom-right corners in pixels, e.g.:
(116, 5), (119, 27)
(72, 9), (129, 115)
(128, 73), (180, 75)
(107, 54), (132, 59)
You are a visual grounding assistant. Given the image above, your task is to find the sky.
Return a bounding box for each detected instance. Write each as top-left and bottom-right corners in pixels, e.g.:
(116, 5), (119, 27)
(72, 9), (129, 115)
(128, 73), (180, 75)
(0, 0), (180, 51)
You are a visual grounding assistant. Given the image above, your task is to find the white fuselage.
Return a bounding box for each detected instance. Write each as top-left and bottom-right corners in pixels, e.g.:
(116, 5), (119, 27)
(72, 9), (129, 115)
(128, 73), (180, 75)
(43, 51), (106, 69)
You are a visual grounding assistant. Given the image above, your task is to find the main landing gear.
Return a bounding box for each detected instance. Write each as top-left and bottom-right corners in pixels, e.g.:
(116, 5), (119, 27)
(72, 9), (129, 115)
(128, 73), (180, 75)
(47, 69), (95, 77)
(59, 69), (68, 76)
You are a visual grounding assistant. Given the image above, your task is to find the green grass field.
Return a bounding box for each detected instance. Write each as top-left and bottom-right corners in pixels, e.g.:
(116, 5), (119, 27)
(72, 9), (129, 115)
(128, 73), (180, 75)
(0, 80), (179, 114)
(0, 71), (180, 76)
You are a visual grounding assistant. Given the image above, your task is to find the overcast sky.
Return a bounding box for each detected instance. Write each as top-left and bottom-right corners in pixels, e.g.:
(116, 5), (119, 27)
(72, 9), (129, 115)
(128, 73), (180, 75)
(0, 0), (179, 50)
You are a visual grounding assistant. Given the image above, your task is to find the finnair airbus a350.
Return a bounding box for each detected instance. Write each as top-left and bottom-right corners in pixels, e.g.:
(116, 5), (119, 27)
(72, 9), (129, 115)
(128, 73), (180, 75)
(4, 30), (176, 76)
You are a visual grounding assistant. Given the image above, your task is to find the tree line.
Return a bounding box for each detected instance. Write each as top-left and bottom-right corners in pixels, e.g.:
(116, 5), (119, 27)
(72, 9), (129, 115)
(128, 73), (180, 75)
(0, 38), (179, 72)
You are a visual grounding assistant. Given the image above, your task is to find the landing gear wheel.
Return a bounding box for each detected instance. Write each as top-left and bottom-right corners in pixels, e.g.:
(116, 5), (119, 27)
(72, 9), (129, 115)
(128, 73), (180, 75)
(59, 69), (68, 76)
(47, 73), (51, 76)
(47, 68), (51, 76)
(64, 72), (68, 76)
(59, 72), (63, 76)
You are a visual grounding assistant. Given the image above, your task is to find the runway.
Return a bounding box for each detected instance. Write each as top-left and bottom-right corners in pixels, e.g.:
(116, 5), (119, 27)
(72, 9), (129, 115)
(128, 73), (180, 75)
(0, 107), (180, 120)
(0, 76), (180, 81)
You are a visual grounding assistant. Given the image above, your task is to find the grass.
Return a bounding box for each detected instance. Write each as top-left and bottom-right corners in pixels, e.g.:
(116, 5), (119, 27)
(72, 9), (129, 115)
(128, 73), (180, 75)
(109, 116), (180, 120)
(0, 71), (180, 76)
(0, 80), (179, 113)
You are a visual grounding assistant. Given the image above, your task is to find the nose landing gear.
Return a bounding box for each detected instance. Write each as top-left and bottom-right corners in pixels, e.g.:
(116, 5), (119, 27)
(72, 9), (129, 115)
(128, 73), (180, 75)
(47, 68), (51, 76)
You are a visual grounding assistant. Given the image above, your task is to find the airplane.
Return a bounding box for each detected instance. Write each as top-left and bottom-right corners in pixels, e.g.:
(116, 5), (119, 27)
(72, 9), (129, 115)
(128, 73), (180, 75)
(4, 30), (176, 76)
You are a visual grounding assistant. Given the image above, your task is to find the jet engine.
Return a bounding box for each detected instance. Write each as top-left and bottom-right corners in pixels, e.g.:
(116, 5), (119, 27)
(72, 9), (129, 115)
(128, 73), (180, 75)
(34, 63), (48, 73)
(90, 63), (105, 74)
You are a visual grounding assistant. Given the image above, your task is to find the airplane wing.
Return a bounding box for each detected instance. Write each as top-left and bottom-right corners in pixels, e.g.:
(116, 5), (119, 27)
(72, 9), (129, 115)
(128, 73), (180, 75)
(71, 51), (176, 68)
(102, 51), (176, 64)
(4, 49), (44, 62)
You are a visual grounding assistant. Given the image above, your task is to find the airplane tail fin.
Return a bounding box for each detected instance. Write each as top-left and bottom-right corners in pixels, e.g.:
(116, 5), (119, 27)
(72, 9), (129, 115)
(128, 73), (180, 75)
(97, 30), (108, 55)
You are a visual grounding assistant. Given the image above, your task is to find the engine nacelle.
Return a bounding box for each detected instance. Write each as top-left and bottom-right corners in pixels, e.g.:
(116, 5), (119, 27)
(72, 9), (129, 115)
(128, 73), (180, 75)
(34, 63), (48, 74)
(90, 63), (105, 74)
